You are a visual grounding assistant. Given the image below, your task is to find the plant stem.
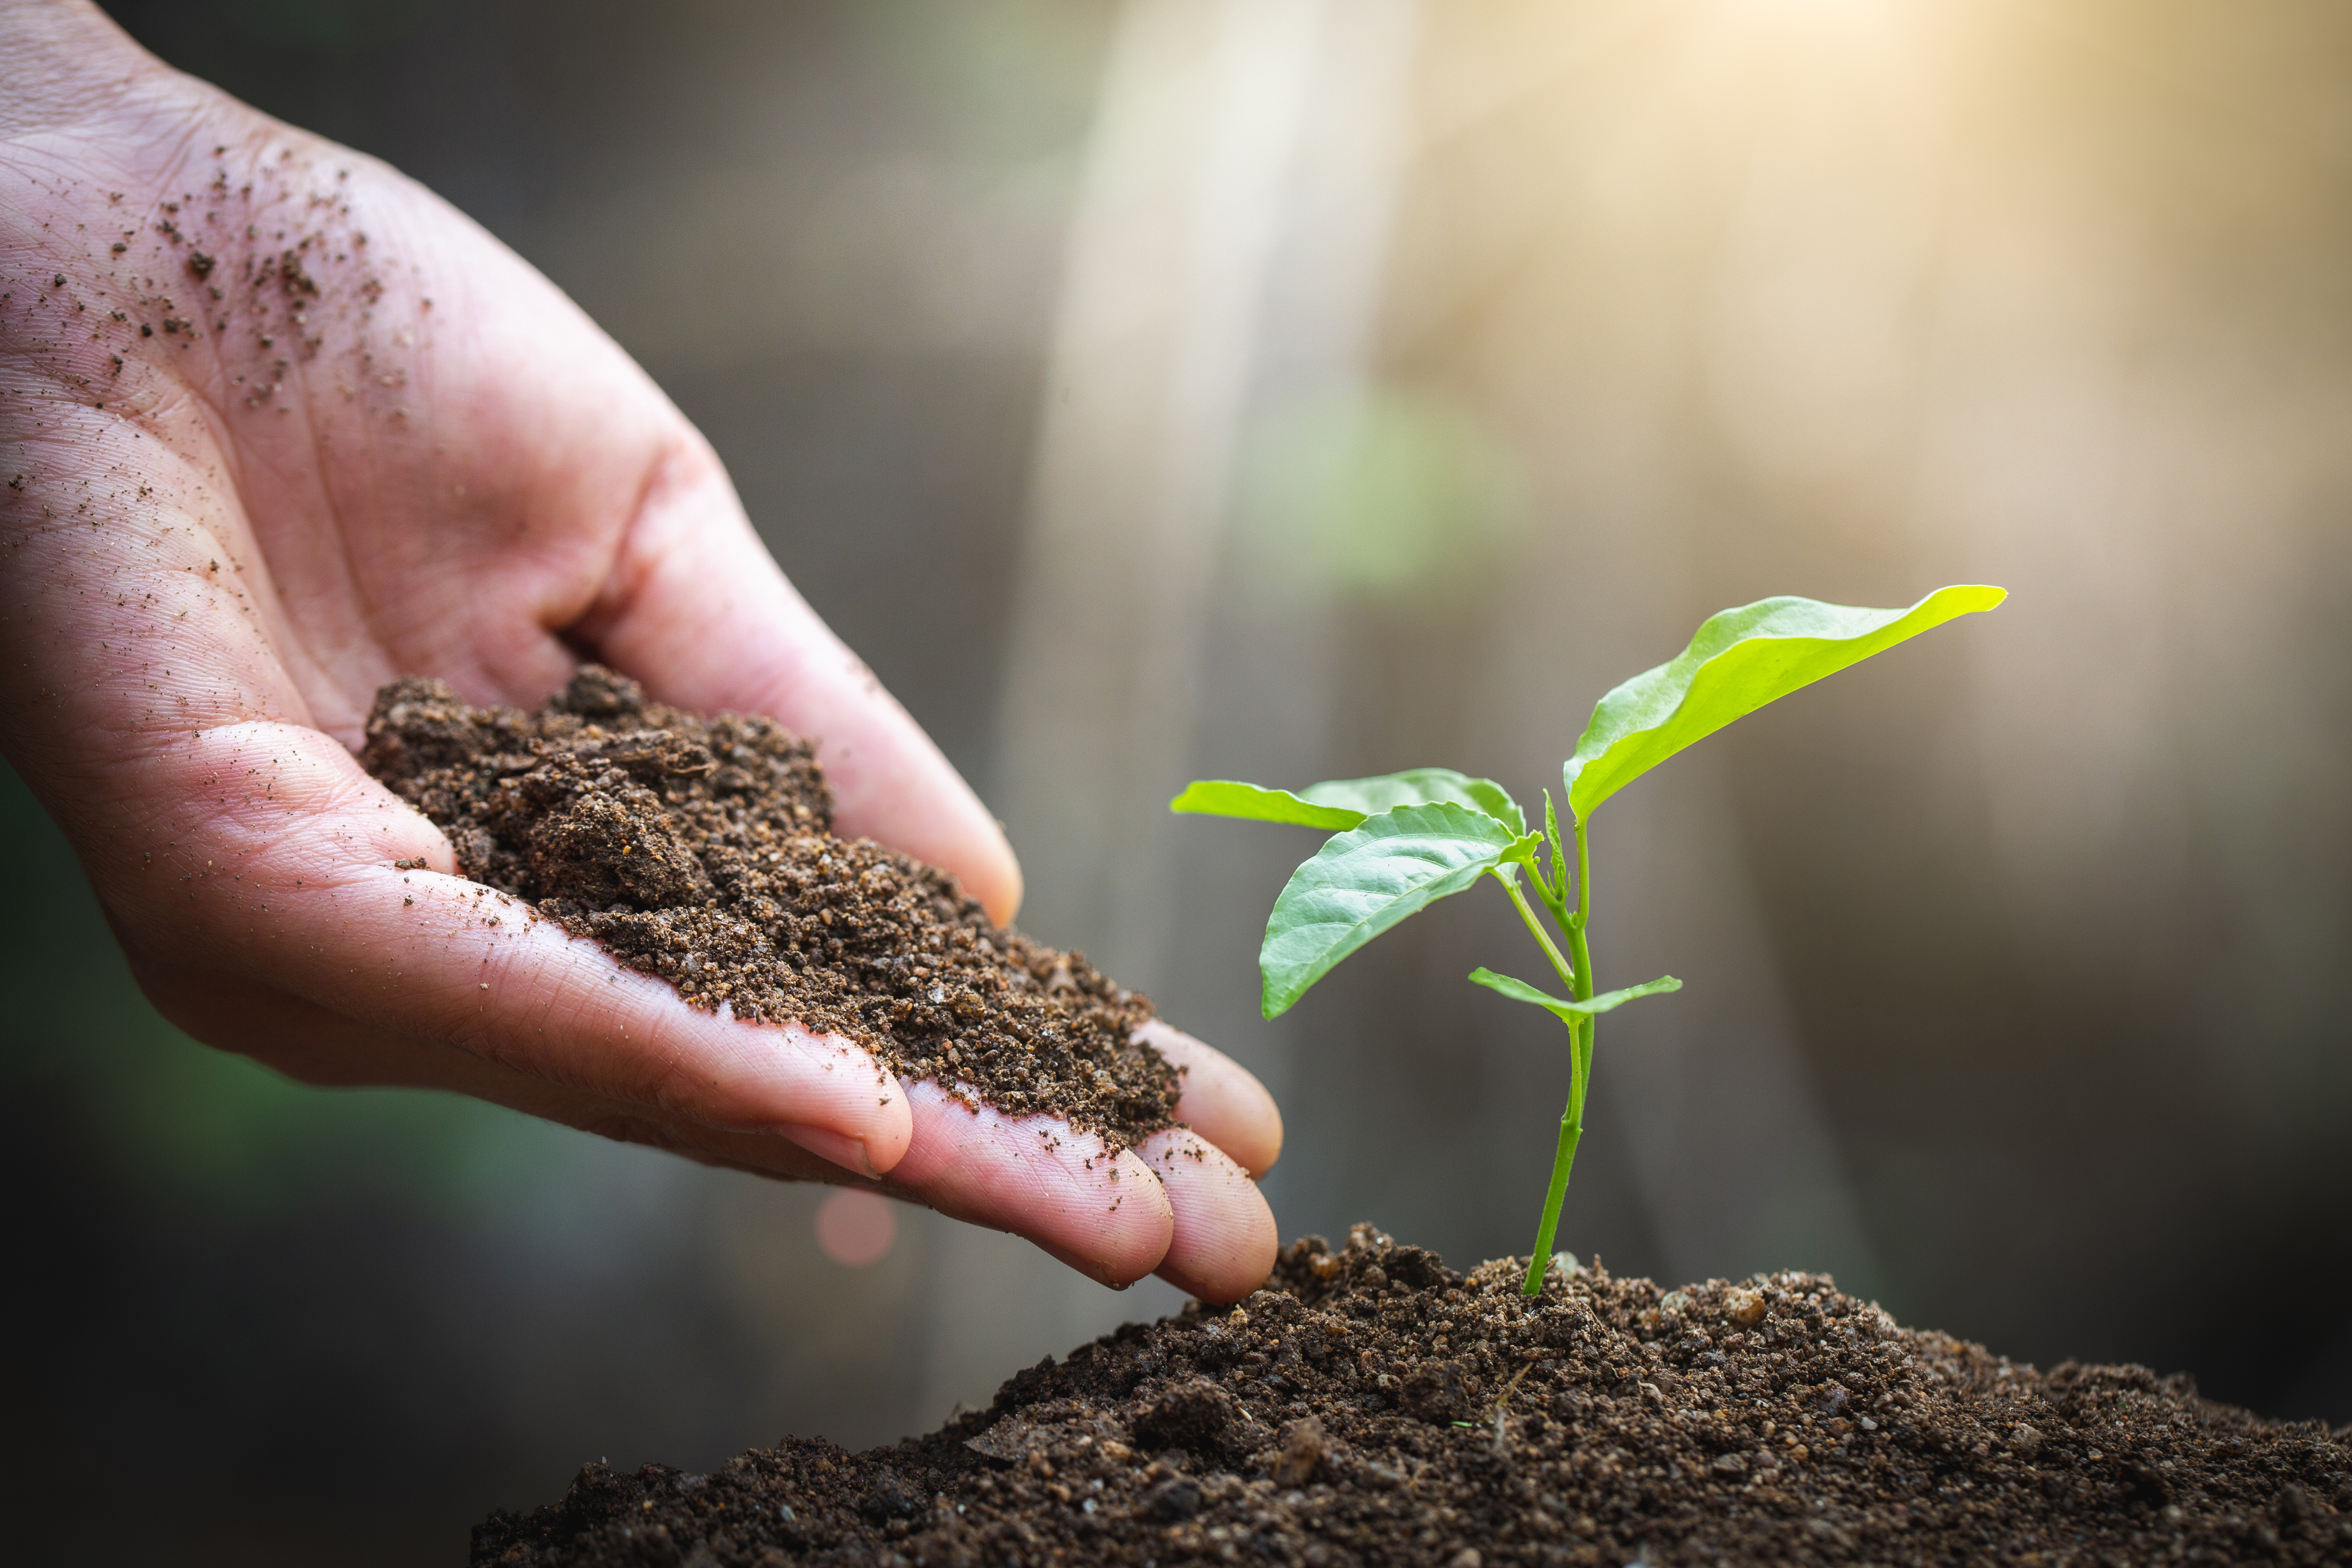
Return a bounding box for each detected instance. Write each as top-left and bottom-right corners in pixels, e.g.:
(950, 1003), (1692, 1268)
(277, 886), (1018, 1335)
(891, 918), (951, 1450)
(1535, 866), (1570, 929)
(1519, 1029), (1587, 1295)
(1520, 813), (1597, 1297)
(1498, 871), (1579, 998)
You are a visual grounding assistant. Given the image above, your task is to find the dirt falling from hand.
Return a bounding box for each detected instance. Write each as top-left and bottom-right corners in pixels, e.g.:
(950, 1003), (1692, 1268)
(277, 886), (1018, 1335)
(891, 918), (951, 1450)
(360, 666), (1179, 1151)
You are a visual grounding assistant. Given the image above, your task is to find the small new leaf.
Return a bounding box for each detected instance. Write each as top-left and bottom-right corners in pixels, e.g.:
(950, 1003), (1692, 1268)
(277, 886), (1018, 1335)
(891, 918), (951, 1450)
(1260, 803), (1535, 1018)
(1562, 585), (2005, 821)
(1173, 768), (1524, 835)
(1542, 788), (1566, 899)
(1468, 968), (1682, 1022)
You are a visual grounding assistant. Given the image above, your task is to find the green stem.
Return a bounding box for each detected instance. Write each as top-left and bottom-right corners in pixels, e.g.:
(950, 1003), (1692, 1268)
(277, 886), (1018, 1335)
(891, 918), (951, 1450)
(1519, 1026), (1588, 1294)
(1520, 813), (1597, 1297)
(1497, 870), (1579, 998)
(1535, 867), (1571, 930)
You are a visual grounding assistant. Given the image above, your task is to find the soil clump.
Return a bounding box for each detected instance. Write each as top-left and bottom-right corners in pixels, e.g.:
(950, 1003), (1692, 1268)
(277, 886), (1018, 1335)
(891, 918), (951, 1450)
(472, 1227), (2350, 1567)
(361, 667), (1177, 1150)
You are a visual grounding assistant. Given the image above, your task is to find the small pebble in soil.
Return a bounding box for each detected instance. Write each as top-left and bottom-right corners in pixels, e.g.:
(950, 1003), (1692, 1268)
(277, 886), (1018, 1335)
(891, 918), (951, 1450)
(470, 1226), (2352, 1567)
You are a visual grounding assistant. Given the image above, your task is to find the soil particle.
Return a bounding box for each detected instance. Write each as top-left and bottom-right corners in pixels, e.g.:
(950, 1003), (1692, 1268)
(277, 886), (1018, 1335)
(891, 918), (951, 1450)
(471, 1226), (2352, 1566)
(361, 667), (1178, 1150)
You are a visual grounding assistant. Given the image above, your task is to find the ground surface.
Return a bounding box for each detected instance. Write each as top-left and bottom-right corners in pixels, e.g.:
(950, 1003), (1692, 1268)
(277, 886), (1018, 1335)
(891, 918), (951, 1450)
(361, 667), (1177, 1149)
(470, 1227), (2351, 1566)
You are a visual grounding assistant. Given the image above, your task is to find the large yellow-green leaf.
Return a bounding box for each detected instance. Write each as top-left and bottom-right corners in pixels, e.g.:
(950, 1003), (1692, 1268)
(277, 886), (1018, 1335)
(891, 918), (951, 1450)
(1259, 802), (1539, 1018)
(1563, 585), (2005, 821)
(1173, 768), (1524, 835)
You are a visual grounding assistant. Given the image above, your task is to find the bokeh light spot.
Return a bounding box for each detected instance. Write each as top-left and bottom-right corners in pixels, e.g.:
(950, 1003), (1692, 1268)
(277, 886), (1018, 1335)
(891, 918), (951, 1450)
(815, 1187), (898, 1268)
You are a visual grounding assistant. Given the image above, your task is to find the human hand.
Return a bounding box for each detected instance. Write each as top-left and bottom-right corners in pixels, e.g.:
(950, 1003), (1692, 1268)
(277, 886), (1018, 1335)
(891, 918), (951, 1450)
(0, 2), (1279, 1299)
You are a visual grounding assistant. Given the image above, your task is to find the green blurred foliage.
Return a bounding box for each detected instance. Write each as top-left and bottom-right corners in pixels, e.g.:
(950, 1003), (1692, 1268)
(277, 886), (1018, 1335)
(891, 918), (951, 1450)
(851, 0), (1117, 161)
(1238, 385), (1523, 612)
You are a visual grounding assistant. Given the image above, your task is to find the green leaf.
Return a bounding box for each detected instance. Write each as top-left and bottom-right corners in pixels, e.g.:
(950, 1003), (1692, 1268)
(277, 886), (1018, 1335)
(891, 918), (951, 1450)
(1260, 803), (1537, 1018)
(1168, 780), (1365, 831)
(1563, 585), (2006, 821)
(1300, 768), (1525, 835)
(1174, 767), (1525, 835)
(1467, 968), (1683, 1021)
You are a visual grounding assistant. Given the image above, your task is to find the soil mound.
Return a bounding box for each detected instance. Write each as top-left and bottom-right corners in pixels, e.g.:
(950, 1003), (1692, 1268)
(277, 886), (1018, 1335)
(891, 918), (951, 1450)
(361, 668), (1177, 1150)
(472, 1227), (2350, 1567)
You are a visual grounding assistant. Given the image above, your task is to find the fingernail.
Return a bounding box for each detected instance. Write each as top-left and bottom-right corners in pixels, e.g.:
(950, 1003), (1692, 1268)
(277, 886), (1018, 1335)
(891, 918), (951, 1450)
(777, 1124), (878, 1180)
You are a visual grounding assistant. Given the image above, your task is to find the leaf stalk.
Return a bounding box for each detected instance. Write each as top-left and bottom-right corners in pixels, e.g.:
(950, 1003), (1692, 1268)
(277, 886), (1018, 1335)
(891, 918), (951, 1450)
(1495, 869), (1579, 1000)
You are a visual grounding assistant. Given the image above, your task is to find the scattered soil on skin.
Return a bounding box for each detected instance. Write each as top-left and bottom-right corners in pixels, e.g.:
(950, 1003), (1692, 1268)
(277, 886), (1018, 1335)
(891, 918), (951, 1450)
(360, 667), (1177, 1150)
(471, 1227), (2351, 1567)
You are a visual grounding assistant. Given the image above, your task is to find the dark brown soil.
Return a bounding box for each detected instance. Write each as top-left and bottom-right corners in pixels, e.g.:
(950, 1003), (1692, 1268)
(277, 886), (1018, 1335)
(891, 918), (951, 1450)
(360, 667), (1178, 1150)
(471, 1227), (2350, 1568)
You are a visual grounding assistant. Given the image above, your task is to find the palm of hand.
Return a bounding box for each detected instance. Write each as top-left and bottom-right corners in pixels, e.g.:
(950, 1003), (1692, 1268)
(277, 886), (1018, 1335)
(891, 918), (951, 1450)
(0, 24), (1278, 1300)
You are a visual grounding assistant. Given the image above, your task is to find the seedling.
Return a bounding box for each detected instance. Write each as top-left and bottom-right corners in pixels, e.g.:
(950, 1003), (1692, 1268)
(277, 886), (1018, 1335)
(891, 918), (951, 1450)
(1173, 586), (2005, 1296)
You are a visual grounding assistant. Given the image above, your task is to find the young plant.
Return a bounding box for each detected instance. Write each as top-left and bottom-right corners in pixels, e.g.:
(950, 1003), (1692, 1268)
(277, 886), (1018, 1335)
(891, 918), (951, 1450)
(1172, 586), (2006, 1296)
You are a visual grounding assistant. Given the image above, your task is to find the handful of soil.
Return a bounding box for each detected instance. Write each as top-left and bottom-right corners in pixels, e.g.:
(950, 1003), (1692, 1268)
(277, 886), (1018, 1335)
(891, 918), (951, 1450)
(360, 667), (1179, 1151)
(472, 1227), (2352, 1567)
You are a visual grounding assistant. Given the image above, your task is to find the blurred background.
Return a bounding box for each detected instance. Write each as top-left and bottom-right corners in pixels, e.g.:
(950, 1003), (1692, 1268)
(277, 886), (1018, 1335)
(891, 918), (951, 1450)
(7, 0), (2350, 1560)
